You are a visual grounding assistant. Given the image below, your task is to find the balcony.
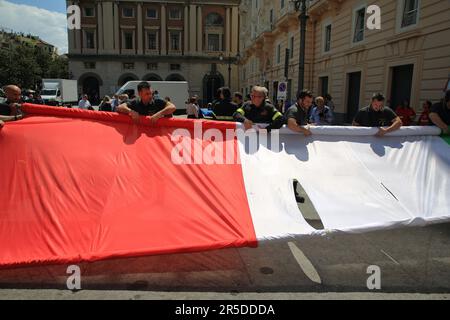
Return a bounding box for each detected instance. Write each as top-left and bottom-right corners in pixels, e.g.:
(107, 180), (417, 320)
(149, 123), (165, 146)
(308, 0), (343, 17)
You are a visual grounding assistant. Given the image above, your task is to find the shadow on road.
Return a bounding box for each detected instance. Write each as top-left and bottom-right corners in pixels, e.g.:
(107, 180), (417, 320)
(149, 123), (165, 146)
(0, 223), (449, 294)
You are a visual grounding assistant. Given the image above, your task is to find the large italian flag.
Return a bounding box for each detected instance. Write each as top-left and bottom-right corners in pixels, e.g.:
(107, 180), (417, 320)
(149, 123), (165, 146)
(0, 104), (449, 267)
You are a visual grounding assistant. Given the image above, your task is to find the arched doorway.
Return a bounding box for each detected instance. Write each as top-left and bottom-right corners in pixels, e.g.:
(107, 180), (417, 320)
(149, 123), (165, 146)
(79, 72), (103, 105)
(203, 72), (224, 104)
(165, 74), (186, 81)
(117, 73), (139, 87)
(143, 73), (163, 81)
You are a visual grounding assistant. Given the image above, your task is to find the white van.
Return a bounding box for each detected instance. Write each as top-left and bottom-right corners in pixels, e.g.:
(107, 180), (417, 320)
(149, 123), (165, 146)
(116, 81), (189, 114)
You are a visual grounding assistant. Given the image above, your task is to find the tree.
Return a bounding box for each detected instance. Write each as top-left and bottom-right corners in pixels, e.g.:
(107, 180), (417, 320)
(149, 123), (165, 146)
(0, 45), (41, 89)
(0, 40), (68, 90)
(48, 56), (69, 79)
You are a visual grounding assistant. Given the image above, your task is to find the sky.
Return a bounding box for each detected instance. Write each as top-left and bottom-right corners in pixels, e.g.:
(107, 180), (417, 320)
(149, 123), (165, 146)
(0, 0), (68, 54)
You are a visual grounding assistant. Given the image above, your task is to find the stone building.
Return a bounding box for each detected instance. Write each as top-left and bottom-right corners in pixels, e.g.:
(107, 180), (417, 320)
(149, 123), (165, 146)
(67, 0), (241, 105)
(239, 0), (450, 122)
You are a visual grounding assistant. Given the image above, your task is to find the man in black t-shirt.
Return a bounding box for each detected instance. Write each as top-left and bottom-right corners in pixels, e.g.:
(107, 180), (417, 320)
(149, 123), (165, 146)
(353, 93), (402, 137)
(285, 90), (314, 136)
(212, 87), (238, 121)
(429, 90), (450, 134)
(117, 82), (176, 123)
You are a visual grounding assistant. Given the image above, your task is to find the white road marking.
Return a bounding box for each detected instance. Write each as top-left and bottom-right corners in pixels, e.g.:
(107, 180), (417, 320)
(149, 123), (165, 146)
(380, 250), (401, 265)
(288, 242), (322, 284)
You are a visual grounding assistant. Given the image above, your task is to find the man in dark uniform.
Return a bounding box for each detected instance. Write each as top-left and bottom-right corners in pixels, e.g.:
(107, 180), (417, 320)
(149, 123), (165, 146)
(117, 81), (176, 123)
(232, 92), (244, 109)
(0, 85), (24, 128)
(353, 93), (402, 136)
(285, 90), (314, 136)
(429, 90), (450, 134)
(211, 87), (238, 121)
(233, 86), (284, 131)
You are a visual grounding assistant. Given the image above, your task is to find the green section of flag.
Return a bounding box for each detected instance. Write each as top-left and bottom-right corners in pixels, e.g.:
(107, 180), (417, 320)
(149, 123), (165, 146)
(443, 135), (450, 145)
(442, 126), (450, 145)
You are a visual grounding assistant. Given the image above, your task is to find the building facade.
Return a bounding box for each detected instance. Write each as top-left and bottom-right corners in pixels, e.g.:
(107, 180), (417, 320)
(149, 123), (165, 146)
(239, 0), (450, 123)
(67, 0), (241, 105)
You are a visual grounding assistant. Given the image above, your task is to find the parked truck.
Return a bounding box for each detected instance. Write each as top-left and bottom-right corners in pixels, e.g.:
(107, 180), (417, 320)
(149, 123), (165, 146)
(41, 79), (78, 106)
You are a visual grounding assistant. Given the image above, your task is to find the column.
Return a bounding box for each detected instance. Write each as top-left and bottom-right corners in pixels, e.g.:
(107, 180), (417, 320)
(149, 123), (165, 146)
(71, 0), (81, 53)
(161, 4), (167, 54)
(231, 6), (239, 54)
(184, 6), (189, 54)
(76, 29), (82, 53)
(102, 1), (115, 53)
(67, 13), (77, 53)
(189, 5), (197, 53)
(197, 6), (202, 52)
(114, 2), (120, 53)
(97, 2), (103, 53)
(225, 8), (231, 54)
(68, 29), (75, 53)
(137, 2), (143, 54)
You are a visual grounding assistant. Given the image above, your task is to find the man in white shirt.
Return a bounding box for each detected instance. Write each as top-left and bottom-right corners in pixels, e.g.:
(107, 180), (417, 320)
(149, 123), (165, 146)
(186, 97), (200, 119)
(78, 95), (91, 110)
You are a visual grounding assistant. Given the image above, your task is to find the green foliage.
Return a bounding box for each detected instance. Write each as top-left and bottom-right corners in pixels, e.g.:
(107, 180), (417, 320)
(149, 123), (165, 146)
(0, 43), (68, 90)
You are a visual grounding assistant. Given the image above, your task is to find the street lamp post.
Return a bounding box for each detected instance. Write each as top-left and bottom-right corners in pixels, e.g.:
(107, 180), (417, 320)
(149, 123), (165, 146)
(219, 52), (241, 88)
(292, 0), (309, 92)
(228, 63), (232, 88)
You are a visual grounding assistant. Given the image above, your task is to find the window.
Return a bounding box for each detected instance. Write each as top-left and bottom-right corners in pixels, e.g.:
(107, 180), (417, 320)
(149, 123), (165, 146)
(353, 7), (365, 43)
(206, 13), (224, 26)
(170, 32), (181, 51)
(401, 0), (419, 28)
(146, 8), (158, 19)
(147, 32), (157, 50)
(276, 44), (281, 64)
(84, 62), (96, 69)
(281, 0), (285, 9)
(269, 9), (274, 27)
(123, 63), (135, 70)
(319, 76), (329, 97)
(170, 64), (181, 71)
(169, 8), (181, 20)
(289, 36), (294, 59)
(324, 24), (332, 52)
(124, 31), (133, 50)
(85, 31), (95, 49)
(122, 7), (134, 18)
(207, 34), (220, 51)
(147, 63), (158, 70)
(84, 7), (95, 17)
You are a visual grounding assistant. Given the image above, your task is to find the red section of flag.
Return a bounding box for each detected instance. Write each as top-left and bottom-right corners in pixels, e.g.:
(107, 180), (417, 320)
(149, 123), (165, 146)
(0, 104), (256, 267)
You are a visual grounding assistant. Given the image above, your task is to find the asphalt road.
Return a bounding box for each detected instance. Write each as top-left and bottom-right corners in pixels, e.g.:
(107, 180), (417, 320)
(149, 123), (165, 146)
(0, 221), (449, 300)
